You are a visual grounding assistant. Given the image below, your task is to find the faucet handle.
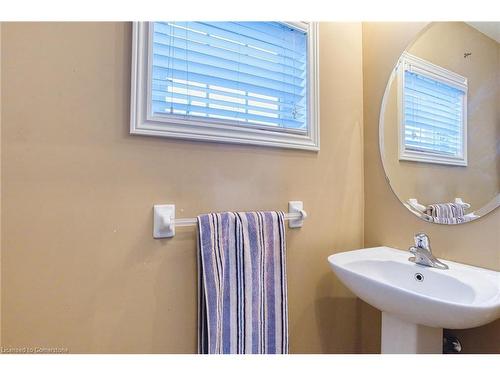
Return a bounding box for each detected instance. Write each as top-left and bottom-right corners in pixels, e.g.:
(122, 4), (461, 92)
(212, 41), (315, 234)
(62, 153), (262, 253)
(414, 233), (431, 251)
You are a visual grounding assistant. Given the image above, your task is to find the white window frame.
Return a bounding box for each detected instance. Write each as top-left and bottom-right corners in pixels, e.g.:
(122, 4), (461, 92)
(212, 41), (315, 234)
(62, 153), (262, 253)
(397, 52), (468, 166)
(130, 22), (320, 151)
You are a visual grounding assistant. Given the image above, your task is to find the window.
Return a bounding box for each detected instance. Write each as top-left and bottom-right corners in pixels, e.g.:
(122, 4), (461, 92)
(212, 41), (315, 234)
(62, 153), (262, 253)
(131, 22), (319, 150)
(398, 52), (467, 166)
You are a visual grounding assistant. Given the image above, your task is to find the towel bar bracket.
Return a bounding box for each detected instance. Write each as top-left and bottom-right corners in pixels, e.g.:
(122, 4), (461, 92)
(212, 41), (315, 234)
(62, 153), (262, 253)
(153, 201), (307, 239)
(288, 201), (306, 228)
(153, 204), (175, 238)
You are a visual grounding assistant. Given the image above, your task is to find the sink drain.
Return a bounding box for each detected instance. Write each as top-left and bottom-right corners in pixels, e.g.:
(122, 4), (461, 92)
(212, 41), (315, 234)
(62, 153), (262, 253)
(414, 273), (424, 282)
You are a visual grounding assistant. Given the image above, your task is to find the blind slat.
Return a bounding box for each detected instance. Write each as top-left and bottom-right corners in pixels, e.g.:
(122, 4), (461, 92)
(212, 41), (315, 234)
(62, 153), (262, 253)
(200, 22), (307, 55)
(404, 130), (461, 146)
(404, 85), (462, 105)
(152, 90), (303, 119)
(405, 130), (460, 144)
(152, 50), (305, 93)
(405, 119), (460, 135)
(405, 139), (460, 150)
(152, 34), (305, 76)
(405, 143), (457, 155)
(153, 26), (305, 70)
(404, 110), (462, 129)
(181, 22), (306, 60)
(405, 71), (463, 97)
(152, 65), (304, 101)
(152, 78), (303, 109)
(152, 100), (306, 129)
(404, 96), (462, 119)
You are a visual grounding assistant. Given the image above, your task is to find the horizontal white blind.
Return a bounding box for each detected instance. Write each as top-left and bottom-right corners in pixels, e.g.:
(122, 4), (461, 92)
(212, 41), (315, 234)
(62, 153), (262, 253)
(150, 22), (308, 132)
(403, 70), (465, 157)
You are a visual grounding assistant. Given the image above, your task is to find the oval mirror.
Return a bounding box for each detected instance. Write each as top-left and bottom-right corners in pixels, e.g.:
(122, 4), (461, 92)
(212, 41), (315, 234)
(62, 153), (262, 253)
(380, 22), (499, 224)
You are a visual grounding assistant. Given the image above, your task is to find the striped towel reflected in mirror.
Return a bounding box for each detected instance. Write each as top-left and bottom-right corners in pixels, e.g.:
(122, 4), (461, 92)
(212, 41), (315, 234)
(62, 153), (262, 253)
(197, 211), (288, 354)
(424, 203), (470, 224)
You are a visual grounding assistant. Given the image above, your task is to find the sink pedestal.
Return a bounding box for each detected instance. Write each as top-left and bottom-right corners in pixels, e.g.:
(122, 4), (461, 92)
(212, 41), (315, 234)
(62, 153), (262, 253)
(381, 312), (442, 354)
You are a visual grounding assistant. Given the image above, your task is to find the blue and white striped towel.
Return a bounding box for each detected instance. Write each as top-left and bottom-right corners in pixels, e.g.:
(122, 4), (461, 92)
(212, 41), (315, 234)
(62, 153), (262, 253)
(424, 203), (467, 224)
(197, 211), (288, 354)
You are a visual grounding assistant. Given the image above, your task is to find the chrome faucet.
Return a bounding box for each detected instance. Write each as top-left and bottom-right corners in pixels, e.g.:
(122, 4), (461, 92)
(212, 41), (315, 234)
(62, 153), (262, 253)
(408, 233), (449, 270)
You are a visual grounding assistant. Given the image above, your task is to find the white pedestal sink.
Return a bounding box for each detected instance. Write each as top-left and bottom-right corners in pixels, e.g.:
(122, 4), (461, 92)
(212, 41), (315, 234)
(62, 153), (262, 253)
(328, 247), (500, 354)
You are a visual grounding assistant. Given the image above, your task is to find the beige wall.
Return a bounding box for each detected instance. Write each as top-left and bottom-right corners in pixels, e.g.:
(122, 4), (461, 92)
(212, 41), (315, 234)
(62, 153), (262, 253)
(363, 22), (500, 354)
(382, 22), (499, 211)
(1, 22), (364, 353)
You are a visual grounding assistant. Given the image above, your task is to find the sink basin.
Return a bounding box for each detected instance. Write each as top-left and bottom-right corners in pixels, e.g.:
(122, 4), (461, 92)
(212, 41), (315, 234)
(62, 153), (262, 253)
(328, 246), (500, 353)
(328, 246), (500, 329)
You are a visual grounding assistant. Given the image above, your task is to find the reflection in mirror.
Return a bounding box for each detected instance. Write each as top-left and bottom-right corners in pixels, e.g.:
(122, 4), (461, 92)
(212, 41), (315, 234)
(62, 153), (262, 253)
(380, 22), (499, 224)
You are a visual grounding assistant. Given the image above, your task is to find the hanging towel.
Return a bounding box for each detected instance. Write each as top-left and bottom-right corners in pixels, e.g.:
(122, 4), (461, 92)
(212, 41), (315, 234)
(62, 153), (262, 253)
(197, 211), (288, 354)
(424, 203), (467, 224)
